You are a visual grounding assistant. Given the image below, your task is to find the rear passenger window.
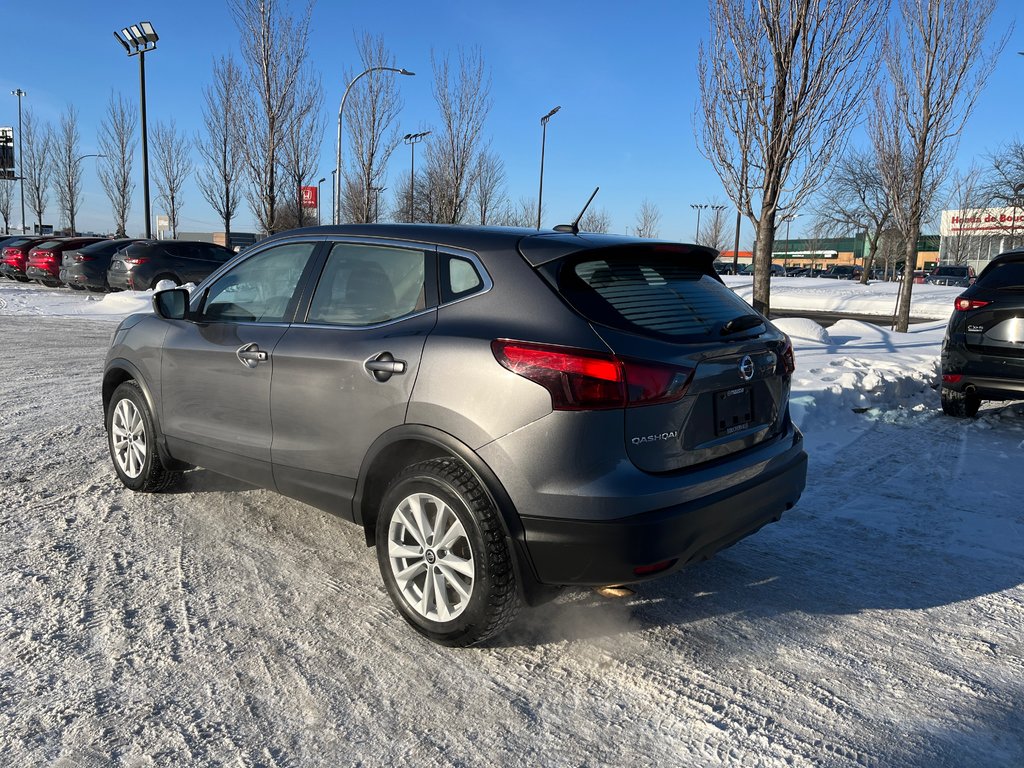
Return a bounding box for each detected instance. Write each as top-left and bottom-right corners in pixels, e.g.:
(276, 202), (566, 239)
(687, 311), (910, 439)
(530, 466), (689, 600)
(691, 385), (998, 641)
(307, 243), (427, 326)
(978, 261), (1024, 289)
(557, 250), (762, 341)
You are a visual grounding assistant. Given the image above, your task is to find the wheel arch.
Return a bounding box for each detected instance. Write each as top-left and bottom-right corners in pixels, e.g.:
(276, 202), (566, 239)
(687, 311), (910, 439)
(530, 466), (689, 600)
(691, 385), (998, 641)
(354, 425), (557, 607)
(103, 359), (189, 470)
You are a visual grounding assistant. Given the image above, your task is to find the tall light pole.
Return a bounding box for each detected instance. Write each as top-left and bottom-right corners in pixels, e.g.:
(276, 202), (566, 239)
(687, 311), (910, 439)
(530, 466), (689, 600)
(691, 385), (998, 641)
(782, 212), (800, 266)
(331, 169), (337, 226)
(316, 177), (326, 226)
(690, 203), (709, 242)
(537, 105), (560, 230)
(335, 66), (414, 225)
(372, 187), (386, 223)
(403, 130), (430, 223)
(10, 89), (26, 234)
(113, 21), (159, 239)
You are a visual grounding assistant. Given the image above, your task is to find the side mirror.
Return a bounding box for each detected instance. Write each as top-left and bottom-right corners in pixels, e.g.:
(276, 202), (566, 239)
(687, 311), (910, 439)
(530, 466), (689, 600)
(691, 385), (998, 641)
(153, 288), (190, 320)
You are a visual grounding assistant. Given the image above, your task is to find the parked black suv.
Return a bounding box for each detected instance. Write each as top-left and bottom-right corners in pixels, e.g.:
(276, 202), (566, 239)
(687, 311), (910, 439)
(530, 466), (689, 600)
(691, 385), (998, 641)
(103, 224), (807, 645)
(61, 238), (141, 291)
(107, 240), (236, 291)
(940, 249), (1024, 417)
(926, 264), (976, 288)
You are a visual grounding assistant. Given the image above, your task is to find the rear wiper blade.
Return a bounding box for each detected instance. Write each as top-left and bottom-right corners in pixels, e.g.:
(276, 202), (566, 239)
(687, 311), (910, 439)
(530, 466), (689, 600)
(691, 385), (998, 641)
(720, 314), (765, 336)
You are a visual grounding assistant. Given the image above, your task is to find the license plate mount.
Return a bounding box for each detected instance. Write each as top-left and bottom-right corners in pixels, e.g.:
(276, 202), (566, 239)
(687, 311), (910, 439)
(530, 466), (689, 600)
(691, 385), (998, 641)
(714, 386), (753, 436)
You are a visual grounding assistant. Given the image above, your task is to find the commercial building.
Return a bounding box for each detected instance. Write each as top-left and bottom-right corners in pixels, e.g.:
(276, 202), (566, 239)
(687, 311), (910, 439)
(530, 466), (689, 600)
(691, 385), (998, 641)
(938, 207), (1024, 271)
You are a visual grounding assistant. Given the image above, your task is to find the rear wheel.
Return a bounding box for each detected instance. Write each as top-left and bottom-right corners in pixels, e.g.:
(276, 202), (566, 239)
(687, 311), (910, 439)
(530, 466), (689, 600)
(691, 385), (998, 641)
(106, 381), (181, 492)
(376, 458), (519, 646)
(940, 386), (980, 418)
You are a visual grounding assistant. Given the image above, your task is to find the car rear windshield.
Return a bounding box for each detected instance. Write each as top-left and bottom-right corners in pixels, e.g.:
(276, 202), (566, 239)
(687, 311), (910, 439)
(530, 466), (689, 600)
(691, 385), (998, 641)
(978, 260), (1024, 290)
(934, 266), (967, 276)
(554, 250), (763, 341)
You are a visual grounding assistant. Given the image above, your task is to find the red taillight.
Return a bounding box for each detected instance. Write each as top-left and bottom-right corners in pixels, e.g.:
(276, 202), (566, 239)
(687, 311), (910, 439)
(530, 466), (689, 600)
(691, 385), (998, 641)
(942, 374), (963, 383)
(954, 297), (989, 312)
(491, 340), (693, 410)
(74, 253), (94, 262)
(124, 256), (148, 265)
(33, 250), (55, 263)
(778, 335), (796, 375)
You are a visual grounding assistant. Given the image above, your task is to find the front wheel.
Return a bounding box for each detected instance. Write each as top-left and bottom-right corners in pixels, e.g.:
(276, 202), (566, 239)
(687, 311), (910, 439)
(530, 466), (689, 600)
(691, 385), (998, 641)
(106, 381), (181, 492)
(376, 458), (519, 646)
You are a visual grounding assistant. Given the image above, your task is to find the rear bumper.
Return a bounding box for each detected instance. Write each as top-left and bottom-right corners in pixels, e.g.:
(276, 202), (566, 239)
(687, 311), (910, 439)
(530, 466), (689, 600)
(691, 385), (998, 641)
(26, 266), (58, 281)
(107, 270), (131, 290)
(61, 266), (108, 289)
(0, 263), (25, 278)
(518, 434), (807, 586)
(942, 338), (1024, 401)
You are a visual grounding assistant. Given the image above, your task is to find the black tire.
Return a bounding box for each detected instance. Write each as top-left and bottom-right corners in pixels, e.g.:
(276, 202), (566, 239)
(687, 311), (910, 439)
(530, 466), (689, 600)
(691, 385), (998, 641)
(68, 283), (86, 291)
(940, 386), (980, 418)
(106, 380), (181, 492)
(376, 458), (519, 646)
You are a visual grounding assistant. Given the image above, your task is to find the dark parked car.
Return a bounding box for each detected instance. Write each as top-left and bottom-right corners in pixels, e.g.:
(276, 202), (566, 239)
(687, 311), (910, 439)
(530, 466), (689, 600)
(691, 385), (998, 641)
(821, 264), (863, 280)
(103, 224), (807, 645)
(61, 238), (141, 291)
(926, 264), (976, 287)
(940, 250), (1024, 417)
(26, 237), (106, 286)
(1, 237), (54, 281)
(107, 240), (237, 291)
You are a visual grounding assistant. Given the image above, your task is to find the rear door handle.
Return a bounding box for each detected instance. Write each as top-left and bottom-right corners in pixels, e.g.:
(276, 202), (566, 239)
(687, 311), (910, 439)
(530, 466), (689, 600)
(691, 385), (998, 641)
(364, 352), (406, 381)
(236, 342), (269, 368)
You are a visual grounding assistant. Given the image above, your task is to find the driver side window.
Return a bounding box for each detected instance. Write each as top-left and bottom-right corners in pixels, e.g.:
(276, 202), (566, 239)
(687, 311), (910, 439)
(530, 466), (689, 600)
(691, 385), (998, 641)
(201, 242), (318, 323)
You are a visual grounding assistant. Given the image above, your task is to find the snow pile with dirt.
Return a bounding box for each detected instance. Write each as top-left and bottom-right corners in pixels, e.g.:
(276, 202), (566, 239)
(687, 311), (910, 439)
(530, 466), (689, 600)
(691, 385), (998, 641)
(1, 280), (1022, 766)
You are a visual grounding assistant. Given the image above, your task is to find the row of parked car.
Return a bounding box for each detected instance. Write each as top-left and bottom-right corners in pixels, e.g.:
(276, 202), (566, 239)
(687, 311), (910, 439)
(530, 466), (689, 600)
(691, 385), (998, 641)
(0, 235), (237, 292)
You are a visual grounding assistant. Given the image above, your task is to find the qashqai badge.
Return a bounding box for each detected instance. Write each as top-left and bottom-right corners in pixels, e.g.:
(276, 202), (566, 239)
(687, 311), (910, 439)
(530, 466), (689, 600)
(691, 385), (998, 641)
(738, 355), (755, 382)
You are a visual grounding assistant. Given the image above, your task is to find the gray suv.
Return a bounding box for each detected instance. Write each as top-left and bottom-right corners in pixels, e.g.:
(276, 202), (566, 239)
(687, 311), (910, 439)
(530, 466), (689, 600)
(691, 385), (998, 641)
(103, 225), (807, 645)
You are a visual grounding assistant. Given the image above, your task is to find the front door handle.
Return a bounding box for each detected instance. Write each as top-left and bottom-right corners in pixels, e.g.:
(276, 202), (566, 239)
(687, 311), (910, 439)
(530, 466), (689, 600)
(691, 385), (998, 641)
(364, 351), (407, 382)
(236, 342), (269, 369)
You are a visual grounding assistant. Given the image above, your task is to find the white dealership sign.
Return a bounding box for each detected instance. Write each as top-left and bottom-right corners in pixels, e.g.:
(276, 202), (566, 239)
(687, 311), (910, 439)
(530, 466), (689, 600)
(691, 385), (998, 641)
(941, 207), (1024, 236)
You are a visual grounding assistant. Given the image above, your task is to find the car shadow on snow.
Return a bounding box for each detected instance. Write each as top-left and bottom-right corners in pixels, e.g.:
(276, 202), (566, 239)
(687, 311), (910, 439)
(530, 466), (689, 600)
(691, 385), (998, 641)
(492, 406), (1024, 648)
(166, 468), (257, 494)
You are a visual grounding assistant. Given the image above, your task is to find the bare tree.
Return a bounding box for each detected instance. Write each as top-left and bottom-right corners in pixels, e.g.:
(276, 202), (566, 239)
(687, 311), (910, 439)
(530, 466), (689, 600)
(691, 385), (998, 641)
(51, 105), (83, 235)
(0, 177), (13, 234)
(22, 109), (53, 233)
(634, 199), (661, 238)
(579, 207), (611, 234)
(341, 33), (403, 224)
(982, 138), (1024, 248)
(698, 204), (730, 253)
(151, 119), (193, 238)
(196, 55), (245, 244)
(472, 147), (506, 225)
(280, 70), (324, 228)
(231, 0), (314, 234)
(426, 47), (492, 224)
(494, 197), (538, 228)
(98, 93), (137, 237)
(698, 0), (887, 314)
(872, 0), (1005, 331)
(813, 148), (894, 283)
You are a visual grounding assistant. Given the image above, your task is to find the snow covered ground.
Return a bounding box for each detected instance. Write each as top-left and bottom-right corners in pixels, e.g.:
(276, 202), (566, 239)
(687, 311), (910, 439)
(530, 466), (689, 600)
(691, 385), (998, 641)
(1, 278), (1022, 766)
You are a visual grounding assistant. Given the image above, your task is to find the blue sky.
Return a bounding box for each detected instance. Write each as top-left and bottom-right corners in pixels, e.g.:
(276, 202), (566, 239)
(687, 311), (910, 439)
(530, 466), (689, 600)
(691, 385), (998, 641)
(2, 0), (1022, 241)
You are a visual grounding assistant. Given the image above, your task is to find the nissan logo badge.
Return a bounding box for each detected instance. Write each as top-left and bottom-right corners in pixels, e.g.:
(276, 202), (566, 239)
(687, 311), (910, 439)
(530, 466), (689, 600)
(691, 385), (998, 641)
(738, 355), (755, 381)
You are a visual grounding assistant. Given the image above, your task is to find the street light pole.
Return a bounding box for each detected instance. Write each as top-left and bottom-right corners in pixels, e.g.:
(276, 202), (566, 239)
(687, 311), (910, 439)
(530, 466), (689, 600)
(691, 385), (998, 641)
(335, 66), (414, 225)
(316, 177), (326, 226)
(372, 187), (386, 223)
(537, 106), (560, 230)
(71, 154), (106, 236)
(690, 203), (709, 242)
(403, 131), (430, 223)
(331, 170), (337, 226)
(10, 89), (26, 234)
(1010, 183), (1024, 249)
(113, 22), (159, 239)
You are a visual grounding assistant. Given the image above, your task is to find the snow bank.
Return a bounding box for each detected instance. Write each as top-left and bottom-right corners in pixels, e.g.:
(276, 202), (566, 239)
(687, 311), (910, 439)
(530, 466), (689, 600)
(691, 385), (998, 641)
(0, 281), (195, 320)
(724, 276), (960, 320)
(774, 317), (946, 457)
